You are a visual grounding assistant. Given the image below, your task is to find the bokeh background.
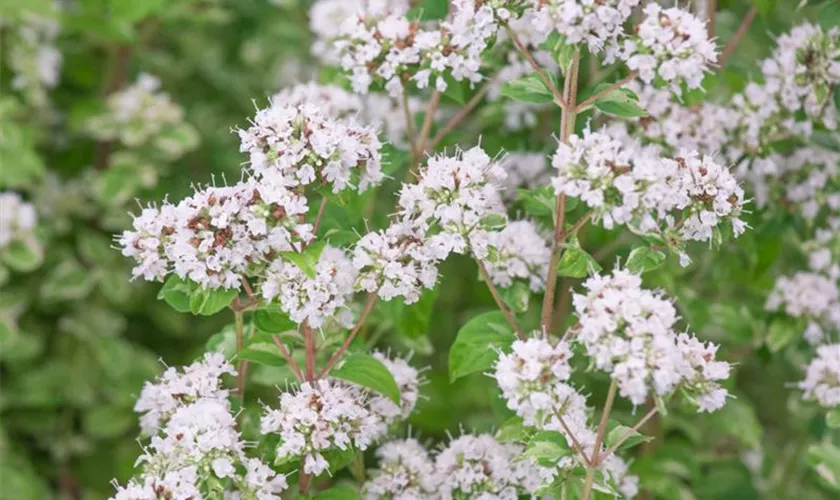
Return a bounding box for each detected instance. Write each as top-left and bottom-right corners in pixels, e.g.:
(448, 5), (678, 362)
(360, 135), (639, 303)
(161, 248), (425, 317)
(1, 0), (839, 498)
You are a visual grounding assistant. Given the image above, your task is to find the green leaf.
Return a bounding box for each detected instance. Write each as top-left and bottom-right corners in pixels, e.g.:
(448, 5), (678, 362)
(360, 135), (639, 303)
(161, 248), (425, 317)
(495, 416), (527, 442)
(157, 275), (194, 313)
(499, 282), (530, 314)
(523, 431), (572, 466)
(811, 130), (840, 153)
(448, 311), (516, 382)
(766, 318), (799, 352)
(556, 246), (601, 278)
(500, 74), (556, 104)
(254, 307), (297, 332)
(605, 422), (653, 452)
(387, 289), (438, 339)
(589, 84), (646, 117)
(111, 0), (167, 22)
(281, 241), (325, 279)
(237, 344), (288, 367)
(314, 484), (361, 500)
(749, 0), (777, 17)
(40, 260), (93, 301)
(480, 212), (508, 230)
(517, 186), (555, 220)
(540, 32), (575, 73)
(827, 410), (840, 429)
(331, 352), (401, 403)
(1, 239), (42, 272)
(406, 0), (447, 20)
(707, 398), (762, 449)
(83, 405), (135, 438)
(189, 287), (238, 316)
(808, 443), (840, 492)
(625, 246), (666, 274)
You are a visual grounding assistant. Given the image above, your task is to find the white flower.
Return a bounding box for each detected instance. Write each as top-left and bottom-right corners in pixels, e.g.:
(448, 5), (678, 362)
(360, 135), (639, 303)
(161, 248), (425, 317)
(119, 179), (312, 289)
(766, 271), (840, 342)
(571, 268), (731, 410)
(363, 438), (436, 499)
(238, 102), (383, 194)
(493, 337), (574, 426)
(398, 146), (507, 260)
(482, 220), (552, 291)
(529, 0), (640, 54)
(8, 12), (61, 108)
(435, 434), (552, 499)
(800, 343), (840, 408)
(353, 221), (442, 304)
(616, 4), (717, 94)
(260, 380), (387, 475)
(0, 192), (38, 250)
(262, 246), (357, 328)
(494, 152), (551, 198)
(368, 352), (423, 423)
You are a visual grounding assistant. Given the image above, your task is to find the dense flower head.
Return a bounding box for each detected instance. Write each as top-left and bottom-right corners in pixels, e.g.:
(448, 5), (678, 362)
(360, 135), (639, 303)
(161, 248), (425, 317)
(134, 353), (236, 436)
(800, 343), (840, 408)
(362, 438), (436, 499)
(260, 380), (387, 476)
(334, 0), (497, 96)
(112, 357), (287, 500)
(552, 129), (747, 265)
(271, 81), (425, 146)
(482, 220), (552, 291)
(398, 146), (507, 260)
(614, 4), (717, 94)
(369, 351), (423, 423)
(434, 434), (553, 499)
(766, 271), (840, 345)
(261, 245), (357, 328)
(529, 0), (640, 54)
(238, 102), (383, 194)
(353, 220), (443, 303)
(309, 0), (411, 63)
(493, 337), (574, 425)
(571, 268), (731, 409)
(119, 179), (312, 288)
(0, 192), (38, 249)
(87, 73), (192, 151)
(7, 12), (61, 108)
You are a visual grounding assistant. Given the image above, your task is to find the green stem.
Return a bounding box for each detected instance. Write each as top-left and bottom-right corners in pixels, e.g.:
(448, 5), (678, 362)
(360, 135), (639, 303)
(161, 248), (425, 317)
(234, 308), (247, 402)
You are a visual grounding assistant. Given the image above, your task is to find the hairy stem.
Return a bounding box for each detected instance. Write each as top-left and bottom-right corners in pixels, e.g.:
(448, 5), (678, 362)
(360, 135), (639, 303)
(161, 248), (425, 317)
(477, 260), (526, 339)
(303, 322), (316, 381)
(541, 50), (581, 333)
(318, 293), (378, 378)
(234, 309), (248, 401)
(597, 407), (659, 466)
(311, 197), (328, 237)
(416, 90), (441, 154)
(272, 335), (304, 381)
(718, 7), (757, 68)
(502, 23), (567, 109)
(582, 379), (618, 500)
(554, 409), (593, 466)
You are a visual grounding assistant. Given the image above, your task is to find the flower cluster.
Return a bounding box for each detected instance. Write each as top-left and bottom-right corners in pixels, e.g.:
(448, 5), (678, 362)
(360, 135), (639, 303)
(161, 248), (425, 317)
(262, 246), (357, 328)
(7, 12), (61, 108)
(238, 102), (383, 194)
(799, 343), (840, 409)
(482, 220), (552, 291)
(766, 271), (840, 345)
(571, 268), (731, 410)
(493, 337), (574, 426)
(111, 357), (287, 500)
(271, 81), (425, 146)
(0, 192), (38, 250)
(334, 0), (497, 96)
(369, 351), (423, 423)
(434, 434), (552, 499)
(614, 4), (717, 94)
(362, 438), (436, 499)
(398, 146), (508, 260)
(309, 0), (410, 64)
(528, 0), (640, 54)
(730, 24), (839, 152)
(552, 129), (746, 265)
(260, 380), (387, 475)
(353, 221), (442, 304)
(133, 352), (235, 436)
(87, 74), (197, 157)
(119, 179), (312, 288)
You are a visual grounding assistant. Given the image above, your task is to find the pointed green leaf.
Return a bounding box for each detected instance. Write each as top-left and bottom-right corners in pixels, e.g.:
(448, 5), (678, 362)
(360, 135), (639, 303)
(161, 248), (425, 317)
(331, 352), (401, 403)
(448, 311), (516, 382)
